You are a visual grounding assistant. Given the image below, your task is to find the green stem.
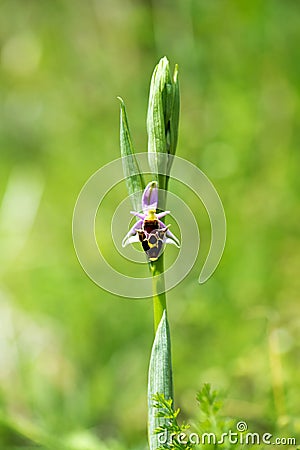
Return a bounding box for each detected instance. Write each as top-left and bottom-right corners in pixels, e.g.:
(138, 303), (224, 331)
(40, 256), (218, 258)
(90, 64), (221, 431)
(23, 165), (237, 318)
(151, 254), (167, 332)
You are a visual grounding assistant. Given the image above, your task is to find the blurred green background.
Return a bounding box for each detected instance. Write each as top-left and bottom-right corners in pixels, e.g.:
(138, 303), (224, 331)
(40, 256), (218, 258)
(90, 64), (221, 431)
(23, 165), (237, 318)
(0, 0), (299, 448)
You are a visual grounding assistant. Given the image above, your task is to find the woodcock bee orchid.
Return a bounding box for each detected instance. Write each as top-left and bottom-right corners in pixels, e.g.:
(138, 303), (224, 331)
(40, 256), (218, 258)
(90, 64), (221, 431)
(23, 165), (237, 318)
(122, 181), (180, 261)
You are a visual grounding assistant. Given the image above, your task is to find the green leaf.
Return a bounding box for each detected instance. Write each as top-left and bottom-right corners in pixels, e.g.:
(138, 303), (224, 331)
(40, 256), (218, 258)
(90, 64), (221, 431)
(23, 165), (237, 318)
(118, 97), (145, 211)
(148, 310), (173, 450)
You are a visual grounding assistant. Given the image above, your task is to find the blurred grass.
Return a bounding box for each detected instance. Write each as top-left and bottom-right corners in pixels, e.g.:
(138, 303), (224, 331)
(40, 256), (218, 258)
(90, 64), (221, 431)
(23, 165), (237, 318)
(0, 0), (300, 448)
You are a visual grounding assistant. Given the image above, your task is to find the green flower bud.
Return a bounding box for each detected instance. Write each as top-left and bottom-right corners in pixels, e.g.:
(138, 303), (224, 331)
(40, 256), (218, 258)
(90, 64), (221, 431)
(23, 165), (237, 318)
(147, 57), (180, 207)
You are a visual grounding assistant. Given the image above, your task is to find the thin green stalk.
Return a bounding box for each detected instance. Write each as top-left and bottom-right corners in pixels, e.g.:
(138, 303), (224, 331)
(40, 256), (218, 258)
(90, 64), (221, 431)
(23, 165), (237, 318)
(151, 255), (167, 332)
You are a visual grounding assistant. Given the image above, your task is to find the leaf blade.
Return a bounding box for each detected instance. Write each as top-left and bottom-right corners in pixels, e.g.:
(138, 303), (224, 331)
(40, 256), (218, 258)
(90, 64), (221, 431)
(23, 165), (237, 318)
(118, 97), (145, 211)
(148, 310), (173, 450)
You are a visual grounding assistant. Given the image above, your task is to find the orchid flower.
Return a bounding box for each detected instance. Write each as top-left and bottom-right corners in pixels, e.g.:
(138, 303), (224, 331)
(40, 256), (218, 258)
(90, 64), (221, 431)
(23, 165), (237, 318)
(122, 181), (180, 262)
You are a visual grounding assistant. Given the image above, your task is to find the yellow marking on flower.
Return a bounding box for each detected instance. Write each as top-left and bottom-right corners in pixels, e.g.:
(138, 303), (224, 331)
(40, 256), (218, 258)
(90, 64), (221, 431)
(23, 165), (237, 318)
(146, 209), (157, 220)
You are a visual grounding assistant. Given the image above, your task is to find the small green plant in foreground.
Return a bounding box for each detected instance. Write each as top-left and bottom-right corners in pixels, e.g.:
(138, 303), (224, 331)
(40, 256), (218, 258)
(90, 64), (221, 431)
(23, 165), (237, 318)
(153, 385), (266, 450)
(153, 393), (194, 450)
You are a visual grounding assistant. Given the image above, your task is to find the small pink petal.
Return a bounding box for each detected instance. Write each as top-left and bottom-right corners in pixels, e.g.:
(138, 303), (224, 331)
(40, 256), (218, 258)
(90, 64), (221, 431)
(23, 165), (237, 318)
(142, 181), (158, 212)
